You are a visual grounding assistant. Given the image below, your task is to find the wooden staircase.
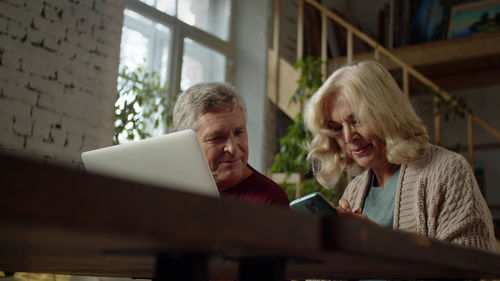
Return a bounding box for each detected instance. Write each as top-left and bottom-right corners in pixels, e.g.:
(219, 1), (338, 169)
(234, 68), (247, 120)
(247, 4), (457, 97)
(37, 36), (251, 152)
(267, 0), (500, 172)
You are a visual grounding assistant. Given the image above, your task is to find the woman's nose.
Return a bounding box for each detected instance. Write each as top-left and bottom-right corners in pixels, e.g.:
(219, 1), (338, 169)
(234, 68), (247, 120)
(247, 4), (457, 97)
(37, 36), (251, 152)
(343, 124), (356, 143)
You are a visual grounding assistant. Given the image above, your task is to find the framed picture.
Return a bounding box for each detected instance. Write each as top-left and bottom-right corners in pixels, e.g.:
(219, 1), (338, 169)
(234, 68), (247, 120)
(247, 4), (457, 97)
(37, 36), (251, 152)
(409, 0), (450, 44)
(447, 0), (500, 39)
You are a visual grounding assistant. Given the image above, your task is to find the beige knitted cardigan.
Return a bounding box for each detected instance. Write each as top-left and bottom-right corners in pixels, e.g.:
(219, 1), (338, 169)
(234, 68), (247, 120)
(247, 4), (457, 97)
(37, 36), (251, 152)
(341, 143), (496, 251)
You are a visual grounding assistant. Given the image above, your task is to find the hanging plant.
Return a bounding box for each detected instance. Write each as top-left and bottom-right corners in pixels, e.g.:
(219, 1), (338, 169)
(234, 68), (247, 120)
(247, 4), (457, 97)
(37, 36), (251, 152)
(432, 90), (471, 122)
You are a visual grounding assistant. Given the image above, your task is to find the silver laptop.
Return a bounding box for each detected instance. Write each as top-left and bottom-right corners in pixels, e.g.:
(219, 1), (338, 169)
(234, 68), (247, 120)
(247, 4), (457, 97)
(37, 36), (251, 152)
(81, 129), (219, 197)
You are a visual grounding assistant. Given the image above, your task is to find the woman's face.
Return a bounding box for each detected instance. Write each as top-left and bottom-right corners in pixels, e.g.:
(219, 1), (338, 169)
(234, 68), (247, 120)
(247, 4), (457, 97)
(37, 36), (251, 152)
(324, 93), (388, 170)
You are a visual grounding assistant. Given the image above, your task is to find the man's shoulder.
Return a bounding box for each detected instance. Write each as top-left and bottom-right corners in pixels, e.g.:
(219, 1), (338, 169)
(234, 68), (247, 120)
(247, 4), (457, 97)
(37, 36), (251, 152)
(246, 166), (281, 187)
(241, 165), (290, 206)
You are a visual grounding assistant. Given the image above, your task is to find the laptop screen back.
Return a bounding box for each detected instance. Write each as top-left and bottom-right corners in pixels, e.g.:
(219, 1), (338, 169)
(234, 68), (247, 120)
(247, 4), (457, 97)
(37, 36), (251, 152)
(81, 129), (219, 197)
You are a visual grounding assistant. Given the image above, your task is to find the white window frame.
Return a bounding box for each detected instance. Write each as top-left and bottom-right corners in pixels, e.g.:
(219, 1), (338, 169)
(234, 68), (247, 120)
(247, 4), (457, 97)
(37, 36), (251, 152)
(123, 0), (235, 97)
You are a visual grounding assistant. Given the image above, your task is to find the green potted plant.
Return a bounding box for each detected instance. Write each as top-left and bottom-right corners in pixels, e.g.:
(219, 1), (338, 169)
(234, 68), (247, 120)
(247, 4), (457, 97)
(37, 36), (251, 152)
(271, 56), (345, 203)
(114, 63), (175, 144)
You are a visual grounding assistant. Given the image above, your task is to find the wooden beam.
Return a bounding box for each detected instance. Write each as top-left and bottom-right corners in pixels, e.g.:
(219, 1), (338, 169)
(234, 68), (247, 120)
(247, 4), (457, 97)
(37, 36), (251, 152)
(378, 32), (500, 71)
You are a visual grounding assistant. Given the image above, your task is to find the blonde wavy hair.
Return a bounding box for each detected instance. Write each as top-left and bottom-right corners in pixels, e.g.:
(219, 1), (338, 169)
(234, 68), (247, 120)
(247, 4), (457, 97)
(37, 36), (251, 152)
(303, 60), (429, 188)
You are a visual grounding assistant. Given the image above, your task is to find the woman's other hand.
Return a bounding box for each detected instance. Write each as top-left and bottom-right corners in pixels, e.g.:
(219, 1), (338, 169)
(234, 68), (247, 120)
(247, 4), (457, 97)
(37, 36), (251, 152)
(337, 199), (377, 225)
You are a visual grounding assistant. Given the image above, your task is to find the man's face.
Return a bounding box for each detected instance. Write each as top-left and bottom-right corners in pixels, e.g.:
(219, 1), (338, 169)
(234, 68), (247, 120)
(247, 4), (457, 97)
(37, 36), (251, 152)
(195, 106), (249, 191)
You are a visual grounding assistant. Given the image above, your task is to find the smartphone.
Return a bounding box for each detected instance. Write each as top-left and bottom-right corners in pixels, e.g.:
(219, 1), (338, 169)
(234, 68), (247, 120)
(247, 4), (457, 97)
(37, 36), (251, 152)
(289, 192), (337, 215)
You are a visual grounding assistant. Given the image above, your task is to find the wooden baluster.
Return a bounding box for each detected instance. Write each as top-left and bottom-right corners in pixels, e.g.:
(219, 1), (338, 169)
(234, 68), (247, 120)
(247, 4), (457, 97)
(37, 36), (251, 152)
(297, 0), (304, 61)
(273, 0), (280, 105)
(468, 112), (475, 170)
(295, 173), (303, 199)
(321, 11), (327, 79)
(403, 68), (409, 98)
(434, 96), (441, 145)
(374, 47), (380, 61)
(347, 29), (353, 63)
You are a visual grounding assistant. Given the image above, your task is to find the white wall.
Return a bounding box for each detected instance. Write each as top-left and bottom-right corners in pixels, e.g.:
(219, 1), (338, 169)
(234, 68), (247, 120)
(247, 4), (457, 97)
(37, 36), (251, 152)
(232, 0), (271, 173)
(0, 0), (296, 176)
(0, 0), (271, 174)
(0, 0), (123, 166)
(412, 85), (500, 219)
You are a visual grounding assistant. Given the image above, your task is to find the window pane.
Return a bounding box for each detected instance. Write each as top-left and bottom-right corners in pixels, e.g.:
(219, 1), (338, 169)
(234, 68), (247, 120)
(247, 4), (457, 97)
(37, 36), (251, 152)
(152, 23), (171, 85)
(118, 9), (173, 143)
(157, 0), (176, 16)
(181, 38), (226, 91)
(120, 26), (149, 70)
(140, 0), (176, 16)
(178, 0), (231, 40)
(121, 9), (171, 84)
(139, 0), (155, 6)
(124, 9), (152, 26)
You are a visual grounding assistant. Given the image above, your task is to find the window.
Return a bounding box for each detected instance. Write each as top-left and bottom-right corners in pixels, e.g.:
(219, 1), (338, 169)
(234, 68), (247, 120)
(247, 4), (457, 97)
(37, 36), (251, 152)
(120, 9), (171, 84)
(181, 38), (226, 90)
(120, 0), (232, 94)
(118, 0), (233, 139)
(177, 0), (231, 40)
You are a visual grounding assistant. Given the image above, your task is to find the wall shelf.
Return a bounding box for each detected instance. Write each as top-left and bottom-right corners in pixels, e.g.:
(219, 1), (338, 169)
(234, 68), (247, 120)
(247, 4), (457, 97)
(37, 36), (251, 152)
(330, 31), (500, 93)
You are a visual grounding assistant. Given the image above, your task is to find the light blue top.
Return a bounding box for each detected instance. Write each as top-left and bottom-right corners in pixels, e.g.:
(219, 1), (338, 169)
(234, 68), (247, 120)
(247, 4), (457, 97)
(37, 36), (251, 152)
(362, 167), (400, 228)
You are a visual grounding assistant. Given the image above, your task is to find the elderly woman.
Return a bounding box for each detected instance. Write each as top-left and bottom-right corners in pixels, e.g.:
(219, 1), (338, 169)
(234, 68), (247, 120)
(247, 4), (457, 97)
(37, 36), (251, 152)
(303, 60), (495, 251)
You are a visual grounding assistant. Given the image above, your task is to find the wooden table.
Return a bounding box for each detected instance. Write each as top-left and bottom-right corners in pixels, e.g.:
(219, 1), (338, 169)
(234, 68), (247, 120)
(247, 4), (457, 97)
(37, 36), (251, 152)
(1, 153), (499, 280)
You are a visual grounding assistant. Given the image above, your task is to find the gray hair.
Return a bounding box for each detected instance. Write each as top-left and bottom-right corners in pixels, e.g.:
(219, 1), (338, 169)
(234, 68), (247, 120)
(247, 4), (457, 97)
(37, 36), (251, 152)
(173, 82), (247, 131)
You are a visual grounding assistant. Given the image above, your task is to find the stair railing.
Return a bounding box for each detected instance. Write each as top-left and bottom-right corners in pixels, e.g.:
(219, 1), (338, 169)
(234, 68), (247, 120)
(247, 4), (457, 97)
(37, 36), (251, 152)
(272, 0), (500, 171)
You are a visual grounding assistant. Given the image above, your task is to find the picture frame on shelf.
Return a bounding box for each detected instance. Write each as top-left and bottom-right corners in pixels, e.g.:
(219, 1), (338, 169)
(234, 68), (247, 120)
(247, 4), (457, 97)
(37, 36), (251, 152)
(409, 0), (450, 45)
(447, 0), (500, 39)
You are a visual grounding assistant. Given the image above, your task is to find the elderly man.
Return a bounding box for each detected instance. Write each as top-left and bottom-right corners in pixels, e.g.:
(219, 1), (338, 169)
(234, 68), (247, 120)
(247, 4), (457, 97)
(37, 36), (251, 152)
(173, 82), (289, 207)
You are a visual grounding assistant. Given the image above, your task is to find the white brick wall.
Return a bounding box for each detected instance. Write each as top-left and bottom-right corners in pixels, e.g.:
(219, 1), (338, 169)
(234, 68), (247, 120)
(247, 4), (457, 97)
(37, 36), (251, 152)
(0, 0), (124, 167)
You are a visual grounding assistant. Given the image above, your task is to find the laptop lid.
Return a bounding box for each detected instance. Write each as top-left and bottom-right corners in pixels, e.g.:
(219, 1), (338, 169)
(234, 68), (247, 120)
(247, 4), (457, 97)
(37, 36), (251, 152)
(81, 129), (219, 197)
